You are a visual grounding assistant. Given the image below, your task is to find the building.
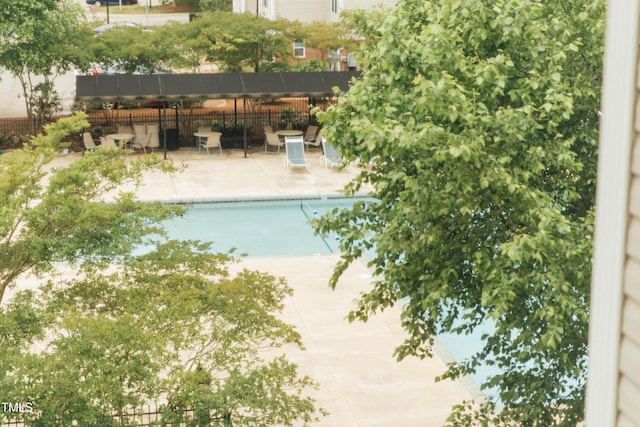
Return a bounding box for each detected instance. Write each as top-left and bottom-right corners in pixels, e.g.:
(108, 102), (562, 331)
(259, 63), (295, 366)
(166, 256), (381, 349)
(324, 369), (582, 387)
(232, 0), (397, 23)
(232, 0), (396, 70)
(586, 1), (640, 426)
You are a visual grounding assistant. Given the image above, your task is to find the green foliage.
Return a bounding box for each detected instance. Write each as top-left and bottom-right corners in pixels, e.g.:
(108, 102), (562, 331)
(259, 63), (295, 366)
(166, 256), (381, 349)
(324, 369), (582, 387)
(279, 108), (307, 130)
(0, 131), (31, 150)
(29, 82), (62, 125)
(1, 241), (323, 426)
(261, 61), (293, 72)
(0, 114), (324, 426)
(293, 59), (328, 72)
(199, 0), (231, 12)
(314, 0), (604, 425)
(92, 25), (173, 74)
(88, 8), (351, 74)
(211, 119), (251, 136)
(0, 112), (181, 304)
(304, 20), (357, 69)
(195, 11), (297, 72)
(0, 0), (94, 132)
(159, 20), (212, 72)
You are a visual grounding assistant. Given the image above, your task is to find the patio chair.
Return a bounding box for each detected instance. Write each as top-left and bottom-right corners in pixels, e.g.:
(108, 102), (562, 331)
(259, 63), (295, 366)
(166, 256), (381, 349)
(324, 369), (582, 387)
(99, 136), (117, 148)
(133, 124), (146, 146)
(303, 125), (319, 150)
(263, 125), (274, 148)
(196, 126), (212, 152)
(305, 129), (322, 151)
(117, 125), (133, 134)
(147, 125), (160, 152)
(132, 132), (151, 153)
(284, 136), (310, 173)
(201, 132), (222, 155)
(265, 132), (284, 154)
(320, 137), (344, 170)
(82, 132), (97, 152)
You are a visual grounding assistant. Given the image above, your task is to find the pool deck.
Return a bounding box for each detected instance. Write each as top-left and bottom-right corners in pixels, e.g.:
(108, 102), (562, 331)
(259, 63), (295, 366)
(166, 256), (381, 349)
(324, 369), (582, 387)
(105, 145), (367, 203)
(44, 147), (475, 426)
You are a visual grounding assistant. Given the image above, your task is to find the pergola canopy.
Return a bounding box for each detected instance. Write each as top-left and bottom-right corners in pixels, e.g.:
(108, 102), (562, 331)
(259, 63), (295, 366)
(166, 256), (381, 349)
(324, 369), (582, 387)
(75, 71), (360, 101)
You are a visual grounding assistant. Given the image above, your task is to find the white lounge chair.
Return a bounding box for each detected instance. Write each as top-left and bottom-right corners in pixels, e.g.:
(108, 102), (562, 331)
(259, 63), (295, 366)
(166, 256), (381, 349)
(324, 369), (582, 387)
(320, 137), (344, 170)
(284, 136), (310, 172)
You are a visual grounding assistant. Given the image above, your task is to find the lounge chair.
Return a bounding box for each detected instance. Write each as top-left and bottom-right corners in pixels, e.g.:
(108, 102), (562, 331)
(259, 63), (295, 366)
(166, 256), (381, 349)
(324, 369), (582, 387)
(320, 137), (344, 170)
(82, 132), (97, 152)
(283, 136), (310, 172)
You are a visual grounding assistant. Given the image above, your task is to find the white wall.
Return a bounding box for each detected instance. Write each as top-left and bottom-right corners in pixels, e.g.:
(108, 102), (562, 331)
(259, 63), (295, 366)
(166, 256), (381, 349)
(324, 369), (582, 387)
(0, 70), (78, 118)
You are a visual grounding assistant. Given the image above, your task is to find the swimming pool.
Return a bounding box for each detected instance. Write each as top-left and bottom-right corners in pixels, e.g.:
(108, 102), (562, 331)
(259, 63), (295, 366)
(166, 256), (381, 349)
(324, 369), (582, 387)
(161, 198), (361, 257)
(160, 197), (498, 401)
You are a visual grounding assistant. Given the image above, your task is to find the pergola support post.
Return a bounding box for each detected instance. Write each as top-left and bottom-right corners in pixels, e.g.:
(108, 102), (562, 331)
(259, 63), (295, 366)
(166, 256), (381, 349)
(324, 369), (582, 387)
(243, 98), (248, 158)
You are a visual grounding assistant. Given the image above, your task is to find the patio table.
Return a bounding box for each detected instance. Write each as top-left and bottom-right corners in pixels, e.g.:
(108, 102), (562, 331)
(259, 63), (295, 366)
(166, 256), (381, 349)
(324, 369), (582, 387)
(275, 130), (303, 137)
(107, 133), (134, 148)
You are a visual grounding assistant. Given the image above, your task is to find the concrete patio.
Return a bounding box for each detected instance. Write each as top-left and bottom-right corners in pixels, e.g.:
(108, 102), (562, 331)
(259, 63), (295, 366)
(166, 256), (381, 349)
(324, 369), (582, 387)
(40, 146), (476, 426)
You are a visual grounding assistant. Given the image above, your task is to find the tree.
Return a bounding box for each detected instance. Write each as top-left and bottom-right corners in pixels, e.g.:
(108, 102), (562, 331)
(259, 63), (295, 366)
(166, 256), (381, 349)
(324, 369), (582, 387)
(196, 11), (295, 72)
(314, 0), (604, 425)
(160, 20), (213, 72)
(200, 0), (231, 12)
(1, 242), (323, 426)
(0, 113), (179, 305)
(304, 20), (356, 71)
(0, 114), (324, 425)
(0, 0), (94, 132)
(92, 25), (174, 74)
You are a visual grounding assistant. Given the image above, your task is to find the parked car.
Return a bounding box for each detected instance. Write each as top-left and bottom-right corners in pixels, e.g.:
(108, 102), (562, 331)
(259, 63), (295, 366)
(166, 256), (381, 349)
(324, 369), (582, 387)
(86, 0), (138, 6)
(88, 62), (171, 75)
(93, 21), (139, 34)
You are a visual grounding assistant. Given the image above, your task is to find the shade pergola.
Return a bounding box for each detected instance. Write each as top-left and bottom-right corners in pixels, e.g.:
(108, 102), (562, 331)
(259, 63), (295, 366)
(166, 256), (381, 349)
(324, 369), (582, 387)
(76, 71), (359, 101)
(76, 71), (359, 157)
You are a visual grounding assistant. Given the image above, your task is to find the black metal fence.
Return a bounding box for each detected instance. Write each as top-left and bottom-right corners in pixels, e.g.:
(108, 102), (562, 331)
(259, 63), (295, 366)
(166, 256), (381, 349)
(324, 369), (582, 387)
(0, 97), (331, 151)
(1, 404), (233, 426)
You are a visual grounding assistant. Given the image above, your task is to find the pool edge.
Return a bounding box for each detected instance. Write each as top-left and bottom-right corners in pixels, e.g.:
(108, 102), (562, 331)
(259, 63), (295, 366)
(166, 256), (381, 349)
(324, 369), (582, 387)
(152, 192), (372, 205)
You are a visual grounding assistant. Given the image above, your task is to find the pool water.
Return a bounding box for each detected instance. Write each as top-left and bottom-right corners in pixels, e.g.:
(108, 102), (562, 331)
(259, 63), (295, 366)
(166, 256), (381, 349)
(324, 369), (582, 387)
(161, 198), (357, 257)
(161, 197), (500, 401)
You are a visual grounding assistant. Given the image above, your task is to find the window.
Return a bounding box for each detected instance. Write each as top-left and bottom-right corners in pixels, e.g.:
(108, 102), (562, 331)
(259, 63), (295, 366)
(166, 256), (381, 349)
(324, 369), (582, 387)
(293, 39), (305, 58)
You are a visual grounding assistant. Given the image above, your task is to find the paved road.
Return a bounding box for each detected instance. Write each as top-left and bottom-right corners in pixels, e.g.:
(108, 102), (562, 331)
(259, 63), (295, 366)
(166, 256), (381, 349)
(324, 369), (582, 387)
(82, 3), (191, 26)
(0, 3), (189, 118)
